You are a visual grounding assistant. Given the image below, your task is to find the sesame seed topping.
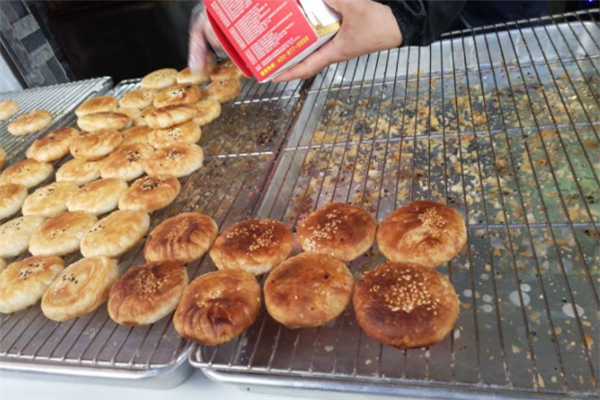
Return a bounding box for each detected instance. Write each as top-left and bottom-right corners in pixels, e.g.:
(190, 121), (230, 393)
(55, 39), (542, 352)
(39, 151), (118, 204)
(418, 207), (446, 229)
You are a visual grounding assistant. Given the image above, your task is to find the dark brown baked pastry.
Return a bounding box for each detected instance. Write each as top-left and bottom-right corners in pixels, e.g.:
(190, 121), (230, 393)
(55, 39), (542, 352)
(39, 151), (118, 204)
(118, 175), (180, 213)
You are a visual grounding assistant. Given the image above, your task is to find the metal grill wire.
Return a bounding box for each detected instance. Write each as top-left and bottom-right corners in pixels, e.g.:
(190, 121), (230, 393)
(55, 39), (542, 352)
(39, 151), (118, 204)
(195, 11), (600, 398)
(0, 76), (305, 373)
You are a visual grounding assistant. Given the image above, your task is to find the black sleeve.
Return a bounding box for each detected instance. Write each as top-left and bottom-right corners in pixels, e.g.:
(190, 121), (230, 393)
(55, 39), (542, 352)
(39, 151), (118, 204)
(377, 1), (467, 46)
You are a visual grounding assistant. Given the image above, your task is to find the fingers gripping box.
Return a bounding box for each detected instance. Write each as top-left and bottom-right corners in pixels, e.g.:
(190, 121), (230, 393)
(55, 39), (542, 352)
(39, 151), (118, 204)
(206, 0), (341, 82)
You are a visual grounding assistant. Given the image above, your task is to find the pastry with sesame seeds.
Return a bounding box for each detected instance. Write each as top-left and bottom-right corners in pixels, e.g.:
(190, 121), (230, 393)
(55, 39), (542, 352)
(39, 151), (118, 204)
(41, 256), (119, 321)
(377, 201), (467, 268)
(0, 256), (64, 314)
(210, 219), (293, 275)
(353, 262), (459, 349)
(264, 253), (354, 328)
(56, 158), (102, 186)
(145, 104), (197, 129)
(7, 110), (53, 136)
(77, 112), (131, 132)
(0, 216), (46, 258)
(202, 79), (241, 103)
(70, 129), (123, 161)
(100, 142), (155, 181)
(108, 261), (188, 326)
(209, 59), (245, 81)
(120, 89), (158, 109)
(118, 175), (180, 213)
(153, 84), (202, 108)
(140, 68), (178, 90)
(0, 183), (27, 220)
(0, 159), (53, 188)
(29, 211), (97, 256)
(297, 203), (377, 262)
(148, 121), (201, 149)
(145, 212), (217, 264)
(80, 210), (150, 258)
(174, 269), (260, 345)
(67, 178), (128, 216)
(75, 96), (118, 117)
(144, 143), (204, 178)
(26, 127), (80, 163)
(22, 182), (79, 217)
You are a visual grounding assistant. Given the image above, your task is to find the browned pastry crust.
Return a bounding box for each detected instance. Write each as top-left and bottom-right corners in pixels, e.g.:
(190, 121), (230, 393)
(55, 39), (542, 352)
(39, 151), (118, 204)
(0, 100), (19, 121)
(120, 89), (157, 109)
(173, 269), (261, 345)
(0, 183), (28, 220)
(145, 105), (197, 129)
(118, 175), (180, 213)
(376, 201), (467, 268)
(66, 178), (128, 215)
(75, 96), (118, 117)
(210, 219), (293, 275)
(22, 182), (79, 217)
(134, 106), (156, 127)
(177, 66), (211, 85)
(7, 110), (53, 136)
(77, 112), (130, 132)
(144, 212), (218, 264)
(121, 125), (152, 146)
(202, 79), (241, 103)
(297, 203), (377, 262)
(148, 121), (201, 148)
(264, 253), (354, 328)
(353, 262), (459, 349)
(29, 211), (98, 256)
(140, 68), (178, 90)
(0, 159), (53, 188)
(153, 84), (202, 108)
(55, 158), (101, 186)
(144, 143), (204, 178)
(0, 146), (5, 170)
(209, 59), (245, 81)
(26, 127), (80, 162)
(70, 129), (123, 161)
(108, 261), (188, 326)
(193, 100), (221, 126)
(100, 142), (154, 181)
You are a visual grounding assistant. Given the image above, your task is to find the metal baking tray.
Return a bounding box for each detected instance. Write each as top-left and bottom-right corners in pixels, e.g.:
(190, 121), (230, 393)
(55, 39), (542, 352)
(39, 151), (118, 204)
(0, 77), (307, 387)
(191, 11), (600, 399)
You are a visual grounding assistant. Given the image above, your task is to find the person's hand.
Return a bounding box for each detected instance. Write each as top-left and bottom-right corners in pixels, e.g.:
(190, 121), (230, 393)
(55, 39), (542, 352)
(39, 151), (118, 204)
(273, 0), (403, 82)
(188, 3), (226, 73)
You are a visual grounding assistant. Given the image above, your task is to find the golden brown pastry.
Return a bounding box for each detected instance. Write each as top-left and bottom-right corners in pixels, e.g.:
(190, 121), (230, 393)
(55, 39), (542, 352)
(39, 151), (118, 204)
(144, 143), (203, 178)
(145, 105), (197, 129)
(29, 211), (98, 256)
(77, 112), (130, 132)
(0, 183), (27, 220)
(120, 125), (151, 146)
(119, 89), (157, 109)
(0, 159), (53, 188)
(66, 178), (128, 216)
(0, 216), (46, 258)
(140, 68), (178, 89)
(7, 110), (53, 136)
(108, 261), (188, 326)
(297, 203), (377, 262)
(210, 219), (293, 275)
(264, 253), (353, 328)
(99, 142), (154, 181)
(0, 100), (19, 121)
(0, 256), (64, 314)
(80, 210), (150, 258)
(116, 107), (141, 121)
(0, 146), (5, 170)
(174, 269), (260, 345)
(148, 121), (201, 148)
(118, 175), (180, 213)
(70, 129), (123, 161)
(153, 84), (202, 108)
(144, 212), (218, 264)
(134, 106), (156, 127)
(193, 100), (221, 126)
(75, 96), (118, 117)
(0, 259), (5, 274)
(377, 201), (467, 268)
(210, 59), (245, 81)
(55, 158), (102, 186)
(353, 262), (459, 349)
(22, 182), (79, 217)
(177, 66), (211, 85)
(26, 127), (80, 162)
(41, 257), (119, 321)
(202, 79), (241, 103)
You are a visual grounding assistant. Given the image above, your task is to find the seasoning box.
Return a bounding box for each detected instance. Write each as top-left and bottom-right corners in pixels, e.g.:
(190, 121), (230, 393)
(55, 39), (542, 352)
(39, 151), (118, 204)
(205, 0), (341, 82)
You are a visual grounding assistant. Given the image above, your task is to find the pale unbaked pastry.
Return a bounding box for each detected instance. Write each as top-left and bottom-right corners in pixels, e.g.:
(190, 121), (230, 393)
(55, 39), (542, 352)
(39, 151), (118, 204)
(22, 182), (79, 217)
(29, 211), (98, 256)
(0, 216), (47, 258)
(66, 178), (128, 216)
(7, 110), (53, 136)
(0, 159), (53, 188)
(26, 127), (80, 163)
(0, 183), (27, 220)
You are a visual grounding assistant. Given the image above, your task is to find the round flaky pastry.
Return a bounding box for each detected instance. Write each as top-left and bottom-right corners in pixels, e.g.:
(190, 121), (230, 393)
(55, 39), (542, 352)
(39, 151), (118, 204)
(116, 107), (141, 121)
(353, 262), (459, 349)
(70, 129), (123, 161)
(0, 100), (19, 121)
(210, 59), (245, 81)
(140, 68), (178, 90)
(174, 269), (260, 345)
(108, 261), (188, 326)
(77, 112), (130, 132)
(7, 110), (53, 136)
(118, 175), (180, 213)
(177, 67), (211, 85)
(193, 100), (221, 126)
(148, 121), (201, 148)
(67, 178), (128, 216)
(134, 106), (156, 127)
(0, 183), (27, 220)
(153, 84), (202, 108)
(144, 143), (203, 178)
(0, 256), (64, 314)
(144, 212), (218, 264)
(75, 96), (118, 117)
(210, 219), (293, 275)
(377, 201), (467, 268)
(100, 142), (154, 181)
(203, 79), (241, 103)
(22, 182), (79, 217)
(41, 257), (119, 321)
(121, 125), (151, 146)
(29, 211), (98, 256)
(0, 159), (53, 188)
(81, 210), (150, 258)
(145, 105), (197, 129)
(26, 127), (80, 162)
(264, 253), (354, 328)
(297, 203), (377, 262)
(56, 158), (102, 186)
(119, 89), (157, 109)
(0, 216), (46, 258)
